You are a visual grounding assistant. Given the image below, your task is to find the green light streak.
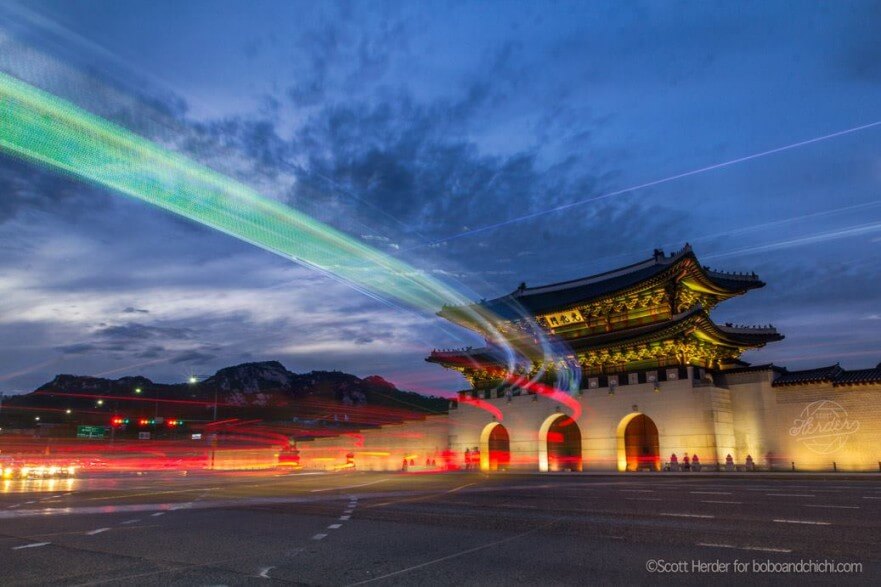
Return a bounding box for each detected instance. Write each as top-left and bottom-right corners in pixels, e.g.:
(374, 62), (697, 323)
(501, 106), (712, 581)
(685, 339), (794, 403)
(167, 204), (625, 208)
(0, 71), (467, 313)
(0, 71), (579, 395)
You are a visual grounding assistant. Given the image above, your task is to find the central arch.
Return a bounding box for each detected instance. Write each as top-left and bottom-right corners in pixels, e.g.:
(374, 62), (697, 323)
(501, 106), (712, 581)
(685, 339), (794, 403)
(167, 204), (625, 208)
(479, 422), (510, 471)
(616, 412), (660, 471)
(539, 413), (582, 472)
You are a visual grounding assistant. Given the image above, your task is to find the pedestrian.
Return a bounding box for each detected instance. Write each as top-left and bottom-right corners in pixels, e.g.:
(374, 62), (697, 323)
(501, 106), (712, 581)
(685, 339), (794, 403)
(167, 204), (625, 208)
(402, 457), (408, 472)
(725, 453), (734, 472)
(692, 454), (701, 472)
(682, 453), (690, 472)
(745, 454), (755, 471)
(464, 448), (471, 471)
(669, 453), (679, 472)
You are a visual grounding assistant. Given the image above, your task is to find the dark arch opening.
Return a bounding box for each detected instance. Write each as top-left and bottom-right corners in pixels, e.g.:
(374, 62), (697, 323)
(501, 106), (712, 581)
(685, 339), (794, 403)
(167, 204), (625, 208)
(624, 414), (660, 471)
(488, 424), (510, 471)
(547, 416), (582, 472)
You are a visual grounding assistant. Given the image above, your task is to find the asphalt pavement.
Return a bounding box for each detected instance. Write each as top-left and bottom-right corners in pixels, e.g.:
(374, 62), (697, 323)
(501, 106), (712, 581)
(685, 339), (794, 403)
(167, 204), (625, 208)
(0, 471), (879, 585)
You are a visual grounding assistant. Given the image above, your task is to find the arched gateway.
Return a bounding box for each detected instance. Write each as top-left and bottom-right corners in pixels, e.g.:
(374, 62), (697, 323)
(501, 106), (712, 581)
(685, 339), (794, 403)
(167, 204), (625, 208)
(617, 413), (660, 471)
(479, 422), (511, 471)
(539, 414), (582, 472)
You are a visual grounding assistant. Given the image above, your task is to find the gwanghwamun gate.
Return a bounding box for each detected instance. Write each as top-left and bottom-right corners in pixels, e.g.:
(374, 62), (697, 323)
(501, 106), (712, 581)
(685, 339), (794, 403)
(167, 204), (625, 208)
(298, 245), (881, 473)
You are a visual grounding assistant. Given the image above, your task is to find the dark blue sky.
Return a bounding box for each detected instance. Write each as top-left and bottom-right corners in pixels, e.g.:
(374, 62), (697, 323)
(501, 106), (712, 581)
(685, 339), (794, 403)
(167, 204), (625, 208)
(1, 1), (880, 394)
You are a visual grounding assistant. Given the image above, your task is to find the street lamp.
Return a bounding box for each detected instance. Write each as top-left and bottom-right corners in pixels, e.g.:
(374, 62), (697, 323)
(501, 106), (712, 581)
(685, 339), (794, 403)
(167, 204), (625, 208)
(34, 416), (40, 421)
(134, 387), (142, 394)
(96, 399), (104, 406)
(65, 409), (72, 414)
(188, 376), (198, 384)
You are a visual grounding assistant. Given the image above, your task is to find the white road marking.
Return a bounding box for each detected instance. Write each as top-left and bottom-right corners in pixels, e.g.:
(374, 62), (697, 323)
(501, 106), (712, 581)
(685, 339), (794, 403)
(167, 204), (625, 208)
(344, 509), (354, 514)
(8, 504), (20, 509)
(312, 533), (327, 540)
(347, 520), (556, 585)
(12, 542), (50, 550)
(862, 496), (881, 500)
(661, 513), (714, 519)
(620, 489), (654, 493)
(86, 528), (110, 535)
(310, 479), (387, 493)
(766, 493), (815, 497)
(24, 501), (36, 505)
(121, 519), (140, 525)
(701, 500), (743, 504)
(625, 497), (661, 501)
(150, 512), (165, 517)
(697, 542), (791, 553)
(691, 491), (732, 495)
(773, 519), (830, 525)
(805, 504), (859, 509)
(449, 483), (475, 493)
(258, 566), (275, 579)
(340, 515), (351, 520)
(327, 524), (342, 529)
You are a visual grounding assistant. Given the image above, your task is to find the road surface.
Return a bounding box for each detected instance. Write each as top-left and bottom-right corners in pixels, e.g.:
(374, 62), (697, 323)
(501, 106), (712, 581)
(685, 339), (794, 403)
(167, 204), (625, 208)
(0, 471), (878, 585)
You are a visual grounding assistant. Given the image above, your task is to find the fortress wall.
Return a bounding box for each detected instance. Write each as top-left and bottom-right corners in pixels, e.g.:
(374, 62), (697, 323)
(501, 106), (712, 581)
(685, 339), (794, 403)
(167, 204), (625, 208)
(769, 384), (881, 471)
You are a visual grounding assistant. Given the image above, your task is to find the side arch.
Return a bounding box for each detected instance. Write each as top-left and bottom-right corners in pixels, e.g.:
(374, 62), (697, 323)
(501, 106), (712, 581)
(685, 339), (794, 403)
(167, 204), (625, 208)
(479, 422), (510, 471)
(539, 413), (583, 472)
(616, 412), (661, 472)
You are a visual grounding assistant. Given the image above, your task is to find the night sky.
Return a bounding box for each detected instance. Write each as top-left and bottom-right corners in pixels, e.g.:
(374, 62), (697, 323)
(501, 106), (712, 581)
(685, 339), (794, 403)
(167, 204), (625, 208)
(1, 1), (880, 395)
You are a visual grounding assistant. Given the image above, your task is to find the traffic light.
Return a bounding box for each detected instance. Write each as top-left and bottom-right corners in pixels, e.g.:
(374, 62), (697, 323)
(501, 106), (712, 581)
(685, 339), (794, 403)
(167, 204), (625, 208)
(166, 419), (185, 427)
(110, 416), (129, 427)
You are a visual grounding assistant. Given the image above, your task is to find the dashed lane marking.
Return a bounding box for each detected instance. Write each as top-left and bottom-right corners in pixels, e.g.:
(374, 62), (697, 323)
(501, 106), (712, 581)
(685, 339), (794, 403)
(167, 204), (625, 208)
(766, 494), (815, 498)
(312, 533), (327, 540)
(347, 518), (559, 585)
(660, 513), (714, 519)
(327, 524), (342, 529)
(258, 566), (275, 579)
(340, 515), (351, 520)
(805, 504), (859, 509)
(86, 487), (221, 501)
(625, 497), (661, 501)
(86, 528), (110, 535)
(448, 483), (475, 493)
(150, 512), (165, 517)
(310, 478), (388, 493)
(698, 543), (792, 553)
(691, 491), (732, 495)
(702, 500), (743, 505)
(121, 519), (140, 525)
(773, 519), (830, 525)
(12, 542), (51, 550)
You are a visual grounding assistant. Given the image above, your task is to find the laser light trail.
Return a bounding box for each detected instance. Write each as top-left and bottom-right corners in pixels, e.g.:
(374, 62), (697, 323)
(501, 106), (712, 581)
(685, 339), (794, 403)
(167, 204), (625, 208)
(0, 71), (582, 405)
(419, 119), (881, 248)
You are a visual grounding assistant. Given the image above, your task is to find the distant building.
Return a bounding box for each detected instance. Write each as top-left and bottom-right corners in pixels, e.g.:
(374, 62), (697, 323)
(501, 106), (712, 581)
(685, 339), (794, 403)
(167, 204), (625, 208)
(299, 245), (881, 472)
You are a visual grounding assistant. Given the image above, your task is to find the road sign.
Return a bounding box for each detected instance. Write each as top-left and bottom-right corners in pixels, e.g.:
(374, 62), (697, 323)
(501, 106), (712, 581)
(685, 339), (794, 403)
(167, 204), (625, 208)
(138, 432), (151, 440)
(76, 425), (107, 439)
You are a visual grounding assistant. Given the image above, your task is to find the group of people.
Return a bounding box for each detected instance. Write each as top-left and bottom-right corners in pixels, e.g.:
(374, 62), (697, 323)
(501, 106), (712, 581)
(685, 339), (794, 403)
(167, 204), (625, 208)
(667, 452), (756, 472)
(463, 447), (481, 470)
(400, 457), (439, 471)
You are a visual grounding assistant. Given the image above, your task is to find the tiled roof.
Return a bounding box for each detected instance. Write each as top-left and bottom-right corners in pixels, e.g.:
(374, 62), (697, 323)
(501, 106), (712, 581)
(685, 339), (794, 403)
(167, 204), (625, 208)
(834, 366), (881, 386)
(441, 244), (764, 321)
(772, 363), (881, 387)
